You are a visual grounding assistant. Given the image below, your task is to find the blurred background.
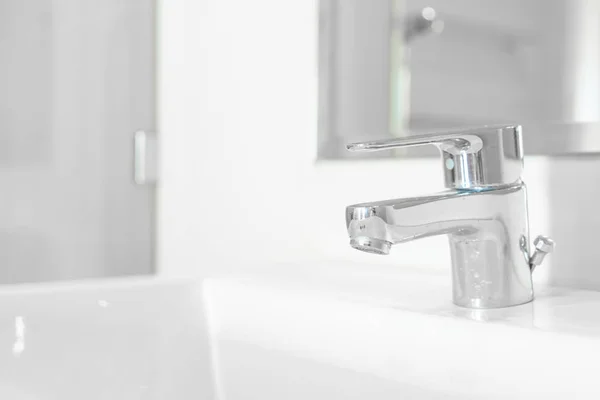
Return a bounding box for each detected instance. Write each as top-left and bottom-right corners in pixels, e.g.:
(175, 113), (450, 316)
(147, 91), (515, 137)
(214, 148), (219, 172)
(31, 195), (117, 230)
(2, 0), (600, 290)
(318, 0), (600, 157)
(0, 0), (155, 283)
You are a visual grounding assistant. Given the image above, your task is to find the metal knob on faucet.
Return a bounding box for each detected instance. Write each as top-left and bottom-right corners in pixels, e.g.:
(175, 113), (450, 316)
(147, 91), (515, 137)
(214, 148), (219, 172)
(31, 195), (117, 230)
(530, 236), (556, 271)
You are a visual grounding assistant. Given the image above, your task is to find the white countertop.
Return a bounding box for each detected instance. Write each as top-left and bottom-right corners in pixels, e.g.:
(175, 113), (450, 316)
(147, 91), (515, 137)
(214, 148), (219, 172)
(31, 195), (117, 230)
(1, 262), (600, 399)
(207, 261), (600, 399)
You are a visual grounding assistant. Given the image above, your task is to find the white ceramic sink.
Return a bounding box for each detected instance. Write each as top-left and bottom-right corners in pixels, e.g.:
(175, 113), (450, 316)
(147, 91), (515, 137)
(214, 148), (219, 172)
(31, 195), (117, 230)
(0, 278), (215, 399)
(2, 262), (600, 399)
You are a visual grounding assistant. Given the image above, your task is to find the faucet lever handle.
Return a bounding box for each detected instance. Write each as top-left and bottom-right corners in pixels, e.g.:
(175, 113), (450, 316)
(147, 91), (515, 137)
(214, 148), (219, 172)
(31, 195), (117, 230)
(347, 132), (482, 154)
(346, 125), (524, 190)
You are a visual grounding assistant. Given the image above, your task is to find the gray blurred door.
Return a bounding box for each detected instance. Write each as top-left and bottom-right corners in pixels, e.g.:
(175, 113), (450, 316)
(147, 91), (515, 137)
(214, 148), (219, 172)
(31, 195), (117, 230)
(0, 1), (155, 283)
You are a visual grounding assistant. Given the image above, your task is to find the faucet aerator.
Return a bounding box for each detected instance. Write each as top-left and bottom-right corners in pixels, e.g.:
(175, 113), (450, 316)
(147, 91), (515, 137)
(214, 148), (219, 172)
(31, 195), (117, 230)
(350, 237), (392, 255)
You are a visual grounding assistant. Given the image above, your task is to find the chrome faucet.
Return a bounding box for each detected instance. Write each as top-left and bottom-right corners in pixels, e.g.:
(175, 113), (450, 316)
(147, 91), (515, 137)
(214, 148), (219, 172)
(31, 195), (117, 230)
(345, 126), (554, 309)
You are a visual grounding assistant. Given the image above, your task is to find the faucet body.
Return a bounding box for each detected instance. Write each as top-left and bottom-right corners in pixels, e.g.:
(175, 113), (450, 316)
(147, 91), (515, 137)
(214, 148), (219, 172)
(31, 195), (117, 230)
(347, 183), (532, 308)
(345, 126), (553, 309)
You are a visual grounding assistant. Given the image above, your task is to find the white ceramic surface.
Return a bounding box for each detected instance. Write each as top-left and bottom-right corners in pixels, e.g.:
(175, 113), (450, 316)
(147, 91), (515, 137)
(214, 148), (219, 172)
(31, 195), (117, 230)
(0, 278), (215, 399)
(2, 262), (600, 399)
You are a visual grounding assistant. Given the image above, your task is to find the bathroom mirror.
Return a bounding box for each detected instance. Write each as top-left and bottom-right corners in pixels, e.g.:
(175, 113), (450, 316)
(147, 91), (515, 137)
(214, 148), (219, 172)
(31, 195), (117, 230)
(318, 0), (600, 159)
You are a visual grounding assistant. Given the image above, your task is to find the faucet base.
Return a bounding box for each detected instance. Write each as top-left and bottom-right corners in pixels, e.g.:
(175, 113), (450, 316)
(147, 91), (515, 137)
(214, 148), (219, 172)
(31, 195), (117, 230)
(453, 296), (533, 309)
(447, 185), (534, 309)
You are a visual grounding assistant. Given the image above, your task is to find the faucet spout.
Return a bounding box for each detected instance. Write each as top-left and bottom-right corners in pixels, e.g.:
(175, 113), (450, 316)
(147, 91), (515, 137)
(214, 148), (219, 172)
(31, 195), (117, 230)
(347, 191), (479, 249)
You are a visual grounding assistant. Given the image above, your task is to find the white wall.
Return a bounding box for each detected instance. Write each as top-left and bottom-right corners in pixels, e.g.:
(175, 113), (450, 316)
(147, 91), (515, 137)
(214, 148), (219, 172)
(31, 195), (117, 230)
(158, 0), (599, 290)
